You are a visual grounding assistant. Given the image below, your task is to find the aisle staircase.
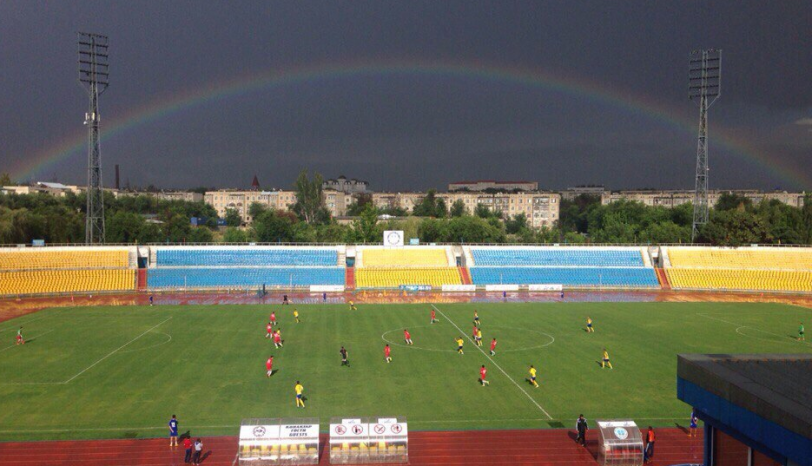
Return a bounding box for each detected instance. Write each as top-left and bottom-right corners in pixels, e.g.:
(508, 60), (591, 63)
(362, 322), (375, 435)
(655, 268), (671, 290)
(345, 268), (356, 291)
(459, 267), (472, 285)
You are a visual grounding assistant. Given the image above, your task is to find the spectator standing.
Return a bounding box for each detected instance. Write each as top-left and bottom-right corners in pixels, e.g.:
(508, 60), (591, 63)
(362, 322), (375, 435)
(183, 436), (193, 463)
(576, 415), (588, 446)
(192, 438), (203, 465)
(644, 427), (655, 463)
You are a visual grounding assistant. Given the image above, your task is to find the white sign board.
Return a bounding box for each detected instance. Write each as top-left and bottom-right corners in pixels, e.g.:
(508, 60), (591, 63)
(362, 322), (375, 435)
(485, 284), (519, 291)
(330, 419), (369, 439)
(374, 417), (408, 438)
(239, 424), (281, 445)
(383, 230), (404, 247)
(528, 284), (563, 291)
(442, 284), (477, 292)
(310, 285), (345, 292)
(280, 423), (319, 439)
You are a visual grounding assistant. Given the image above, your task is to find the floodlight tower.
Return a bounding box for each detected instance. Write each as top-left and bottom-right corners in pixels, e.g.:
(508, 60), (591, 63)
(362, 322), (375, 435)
(78, 32), (110, 244)
(689, 49), (721, 241)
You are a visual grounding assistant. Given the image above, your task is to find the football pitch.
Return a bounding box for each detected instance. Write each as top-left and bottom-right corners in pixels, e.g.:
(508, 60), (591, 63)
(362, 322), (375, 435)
(0, 300), (810, 441)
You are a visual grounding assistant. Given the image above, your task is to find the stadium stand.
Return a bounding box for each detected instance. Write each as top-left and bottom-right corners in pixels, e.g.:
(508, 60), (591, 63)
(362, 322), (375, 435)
(148, 267), (344, 289)
(0, 269), (135, 295)
(156, 248), (336, 267)
(0, 247), (135, 296)
(664, 247), (812, 292)
(360, 248), (448, 268)
(354, 247), (462, 289)
(471, 248), (645, 267)
(467, 247), (659, 288)
(470, 267), (658, 287)
(0, 249), (129, 270)
(148, 246), (344, 289)
(355, 267), (462, 288)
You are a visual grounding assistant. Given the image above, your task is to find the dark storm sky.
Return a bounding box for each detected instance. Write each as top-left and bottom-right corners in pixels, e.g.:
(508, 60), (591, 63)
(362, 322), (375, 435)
(1, 1), (810, 191)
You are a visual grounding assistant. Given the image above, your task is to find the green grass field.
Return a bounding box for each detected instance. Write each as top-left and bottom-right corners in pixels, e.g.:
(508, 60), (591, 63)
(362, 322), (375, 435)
(0, 301), (810, 441)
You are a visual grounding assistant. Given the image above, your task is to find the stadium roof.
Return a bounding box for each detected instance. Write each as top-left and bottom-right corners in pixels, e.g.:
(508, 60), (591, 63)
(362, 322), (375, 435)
(36, 181), (72, 189)
(449, 180), (535, 184)
(678, 354), (812, 439)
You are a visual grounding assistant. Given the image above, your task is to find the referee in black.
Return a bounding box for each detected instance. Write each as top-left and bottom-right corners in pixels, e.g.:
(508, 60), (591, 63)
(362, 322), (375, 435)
(576, 414), (588, 446)
(340, 346), (349, 367)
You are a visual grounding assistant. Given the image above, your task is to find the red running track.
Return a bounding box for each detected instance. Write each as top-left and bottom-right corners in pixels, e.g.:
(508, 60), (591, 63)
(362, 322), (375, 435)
(0, 428), (702, 466)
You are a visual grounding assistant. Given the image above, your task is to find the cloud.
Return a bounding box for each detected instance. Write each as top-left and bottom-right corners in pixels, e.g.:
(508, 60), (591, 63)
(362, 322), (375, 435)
(795, 118), (812, 132)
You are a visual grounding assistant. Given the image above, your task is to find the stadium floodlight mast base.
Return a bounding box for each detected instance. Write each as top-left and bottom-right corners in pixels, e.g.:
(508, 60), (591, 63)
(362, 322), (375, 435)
(689, 49), (721, 242)
(78, 32), (110, 244)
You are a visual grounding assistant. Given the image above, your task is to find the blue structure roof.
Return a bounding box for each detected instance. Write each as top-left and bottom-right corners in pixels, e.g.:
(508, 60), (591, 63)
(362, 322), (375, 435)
(677, 354), (812, 466)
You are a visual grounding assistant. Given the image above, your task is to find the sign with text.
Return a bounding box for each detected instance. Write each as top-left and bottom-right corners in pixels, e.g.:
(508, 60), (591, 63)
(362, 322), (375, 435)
(528, 284), (563, 291)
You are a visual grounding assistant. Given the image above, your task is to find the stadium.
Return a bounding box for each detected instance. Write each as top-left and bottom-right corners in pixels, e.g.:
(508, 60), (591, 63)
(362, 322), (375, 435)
(3, 3), (812, 466)
(1, 242), (811, 465)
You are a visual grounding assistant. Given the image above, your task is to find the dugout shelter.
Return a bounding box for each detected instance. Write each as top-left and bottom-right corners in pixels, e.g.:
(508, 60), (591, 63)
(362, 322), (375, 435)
(678, 354), (812, 466)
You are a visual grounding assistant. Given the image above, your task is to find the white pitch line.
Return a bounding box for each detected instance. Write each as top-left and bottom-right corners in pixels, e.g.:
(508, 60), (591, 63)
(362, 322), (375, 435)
(431, 304), (553, 420)
(0, 416), (693, 434)
(62, 317), (173, 384)
(0, 314), (53, 334)
(0, 330), (55, 354)
(697, 313), (811, 347)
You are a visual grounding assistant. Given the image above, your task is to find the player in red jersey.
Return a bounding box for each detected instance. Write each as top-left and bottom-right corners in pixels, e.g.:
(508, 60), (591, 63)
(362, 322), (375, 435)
(384, 344), (392, 363)
(270, 311), (277, 327)
(273, 330), (283, 348)
(403, 329), (413, 345)
(266, 322), (273, 339)
(472, 324), (478, 339)
(430, 309), (437, 324)
(490, 337), (497, 356)
(479, 365), (490, 386)
(266, 356), (274, 377)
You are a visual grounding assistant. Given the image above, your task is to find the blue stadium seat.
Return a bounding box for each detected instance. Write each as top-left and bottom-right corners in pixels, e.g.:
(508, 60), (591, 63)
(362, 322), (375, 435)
(155, 248), (337, 267)
(470, 248), (644, 267)
(469, 267), (659, 287)
(147, 267), (345, 288)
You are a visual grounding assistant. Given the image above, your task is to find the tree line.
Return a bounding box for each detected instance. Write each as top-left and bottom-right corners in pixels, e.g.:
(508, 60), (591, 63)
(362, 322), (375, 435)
(2, 169), (810, 246)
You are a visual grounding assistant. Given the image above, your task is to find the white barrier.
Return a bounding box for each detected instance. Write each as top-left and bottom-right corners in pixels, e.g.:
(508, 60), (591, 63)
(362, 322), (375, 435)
(238, 418), (319, 465)
(441, 284), (476, 292)
(485, 284), (519, 291)
(528, 284), (563, 291)
(310, 285), (345, 292)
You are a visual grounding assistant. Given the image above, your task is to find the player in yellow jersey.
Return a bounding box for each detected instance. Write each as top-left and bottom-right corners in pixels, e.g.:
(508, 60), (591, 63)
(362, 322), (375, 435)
(473, 310), (480, 328)
(601, 348), (613, 369)
(348, 301), (357, 311)
(476, 329), (483, 346)
(294, 309), (300, 323)
(295, 381), (305, 408)
(586, 317), (594, 333)
(529, 365), (539, 387)
(455, 337), (464, 354)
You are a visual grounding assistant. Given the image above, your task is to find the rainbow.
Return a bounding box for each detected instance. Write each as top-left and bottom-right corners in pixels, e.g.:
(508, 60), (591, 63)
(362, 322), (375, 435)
(10, 59), (811, 188)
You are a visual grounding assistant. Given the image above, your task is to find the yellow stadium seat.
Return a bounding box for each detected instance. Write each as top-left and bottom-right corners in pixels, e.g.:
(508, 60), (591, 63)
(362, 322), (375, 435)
(355, 267), (462, 288)
(668, 248), (812, 271)
(361, 248), (449, 267)
(0, 249), (129, 270)
(0, 269), (136, 295)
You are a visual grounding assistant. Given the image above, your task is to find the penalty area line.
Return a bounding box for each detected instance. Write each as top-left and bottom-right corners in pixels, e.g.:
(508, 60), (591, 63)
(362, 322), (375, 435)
(430, 304), (553, 420)
(62, 316), (173, 384)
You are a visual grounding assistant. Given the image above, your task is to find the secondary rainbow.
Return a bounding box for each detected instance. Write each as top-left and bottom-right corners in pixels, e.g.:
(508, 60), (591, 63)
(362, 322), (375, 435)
(11, 59), (810, 188)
